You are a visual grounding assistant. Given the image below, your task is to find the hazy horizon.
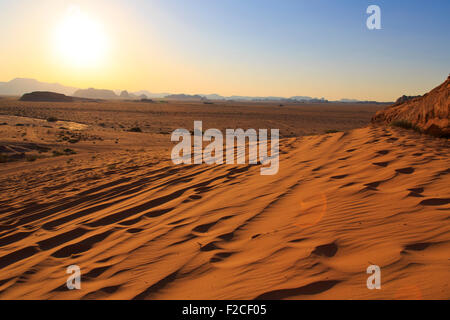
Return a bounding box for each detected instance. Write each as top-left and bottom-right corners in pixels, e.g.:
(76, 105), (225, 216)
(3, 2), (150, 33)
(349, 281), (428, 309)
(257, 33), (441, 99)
(1, 0), (449, 101)
(0, 76), (410, 101)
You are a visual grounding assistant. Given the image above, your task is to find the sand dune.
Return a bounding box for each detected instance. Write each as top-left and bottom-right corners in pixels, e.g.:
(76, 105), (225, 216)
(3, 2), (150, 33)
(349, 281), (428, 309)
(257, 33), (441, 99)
(0, 124), (448, 299)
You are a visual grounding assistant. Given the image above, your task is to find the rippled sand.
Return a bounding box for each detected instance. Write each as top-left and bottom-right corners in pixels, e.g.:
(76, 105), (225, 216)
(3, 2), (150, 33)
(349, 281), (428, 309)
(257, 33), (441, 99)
(0, 124), (448, 299)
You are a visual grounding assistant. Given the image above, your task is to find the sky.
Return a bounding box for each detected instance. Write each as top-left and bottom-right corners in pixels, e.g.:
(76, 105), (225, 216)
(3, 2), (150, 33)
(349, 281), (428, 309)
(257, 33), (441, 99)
(0, 0), (449, 101)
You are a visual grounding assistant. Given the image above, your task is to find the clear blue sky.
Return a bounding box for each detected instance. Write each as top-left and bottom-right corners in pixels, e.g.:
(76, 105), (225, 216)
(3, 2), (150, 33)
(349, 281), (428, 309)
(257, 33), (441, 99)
(1, 0), (449, 100)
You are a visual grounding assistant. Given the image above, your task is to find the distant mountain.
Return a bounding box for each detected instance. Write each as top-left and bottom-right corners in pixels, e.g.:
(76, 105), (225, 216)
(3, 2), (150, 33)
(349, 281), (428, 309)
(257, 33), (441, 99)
(339, 98), (360, 103)
(289, 96), (314, 101)
(73, 88), (118, 100)
(0, 78), (77, 96)
(19, 91), (100, 102)
(202, 94), (225, 100)
(132, 90), (170, 99)
(119, 90), (139, 99)
(0, 77), (388, 104)
(120, 90), (130, 99)
(339, 98), (391, 104)
(20, 91), (74, 102)
(165, 94), (206, 100)
(228, 95), (257, 101)
(197, 94), (322, 102)
(205, 95), (281, 101)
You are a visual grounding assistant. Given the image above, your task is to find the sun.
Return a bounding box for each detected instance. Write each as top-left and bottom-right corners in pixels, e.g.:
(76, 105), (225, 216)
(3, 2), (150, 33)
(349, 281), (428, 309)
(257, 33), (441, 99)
(54, 6), (108, 68)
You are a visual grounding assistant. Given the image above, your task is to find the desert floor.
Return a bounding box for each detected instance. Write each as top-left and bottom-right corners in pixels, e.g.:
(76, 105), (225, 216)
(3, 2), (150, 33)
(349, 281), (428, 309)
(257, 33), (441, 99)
(0, 99), (448, 299)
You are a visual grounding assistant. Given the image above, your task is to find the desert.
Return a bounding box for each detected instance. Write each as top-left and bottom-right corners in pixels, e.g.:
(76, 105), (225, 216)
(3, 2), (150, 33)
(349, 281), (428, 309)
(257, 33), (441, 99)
(0, 79), (448, 299)
(0, 1), (449, 304)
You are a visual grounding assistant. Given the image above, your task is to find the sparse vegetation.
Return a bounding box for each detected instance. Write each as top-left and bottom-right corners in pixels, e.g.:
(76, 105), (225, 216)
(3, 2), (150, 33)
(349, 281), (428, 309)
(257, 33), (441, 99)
(52, 148), (76, 157)
(57, 130), (87, 144)
(26, 154), (38, 162)
(390, 120), (421, 133)
(128, 127), (142, 132)
(63, 148), (77, 155)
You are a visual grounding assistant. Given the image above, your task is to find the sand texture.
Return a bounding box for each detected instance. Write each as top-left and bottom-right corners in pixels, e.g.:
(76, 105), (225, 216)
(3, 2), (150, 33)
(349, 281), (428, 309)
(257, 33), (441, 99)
(0, 122), (448, 299)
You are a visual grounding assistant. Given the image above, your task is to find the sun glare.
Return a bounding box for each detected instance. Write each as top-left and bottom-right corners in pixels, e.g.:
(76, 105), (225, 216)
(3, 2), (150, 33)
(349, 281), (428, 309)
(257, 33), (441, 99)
(54, 6), (108, 68)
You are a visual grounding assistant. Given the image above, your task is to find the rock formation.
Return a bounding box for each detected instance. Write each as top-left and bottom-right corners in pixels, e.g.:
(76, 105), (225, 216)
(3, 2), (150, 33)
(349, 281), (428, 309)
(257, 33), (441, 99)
(372, 76), (449, 137)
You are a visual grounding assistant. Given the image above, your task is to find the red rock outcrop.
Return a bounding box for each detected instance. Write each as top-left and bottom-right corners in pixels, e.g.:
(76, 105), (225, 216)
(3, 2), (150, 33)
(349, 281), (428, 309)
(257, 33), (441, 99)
(372, 76), (449, 137)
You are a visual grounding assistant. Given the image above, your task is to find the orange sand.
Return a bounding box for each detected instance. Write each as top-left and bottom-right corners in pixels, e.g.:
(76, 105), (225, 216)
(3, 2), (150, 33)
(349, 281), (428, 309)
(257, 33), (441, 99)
(0, 125), (448, 299)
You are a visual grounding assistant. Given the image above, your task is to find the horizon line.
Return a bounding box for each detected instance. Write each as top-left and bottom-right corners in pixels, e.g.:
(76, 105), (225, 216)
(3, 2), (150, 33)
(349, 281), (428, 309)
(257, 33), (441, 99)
(0, 76), (401, 103)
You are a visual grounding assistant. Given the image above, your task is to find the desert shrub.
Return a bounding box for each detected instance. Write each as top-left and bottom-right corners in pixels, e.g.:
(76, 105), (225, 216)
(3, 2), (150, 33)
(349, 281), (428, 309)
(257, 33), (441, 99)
(52, 149), (77, 156)
(128, 127), (142, 132)
(0, 154), (9, 163)
(63, 148), (76, 155)
(26, 154), (38, 162)
(325, 129), (340, 134)
(390, 120), (421, 132)
(47, 117), (58, 122)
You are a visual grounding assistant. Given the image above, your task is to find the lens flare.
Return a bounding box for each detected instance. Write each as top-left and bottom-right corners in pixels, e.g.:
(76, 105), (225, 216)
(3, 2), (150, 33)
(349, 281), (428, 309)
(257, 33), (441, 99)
(296, 192), (328, 227)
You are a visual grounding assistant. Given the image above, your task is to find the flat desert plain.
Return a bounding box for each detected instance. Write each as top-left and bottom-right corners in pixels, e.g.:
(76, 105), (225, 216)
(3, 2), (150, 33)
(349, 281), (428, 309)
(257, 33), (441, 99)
(0, 98), (448, 299)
